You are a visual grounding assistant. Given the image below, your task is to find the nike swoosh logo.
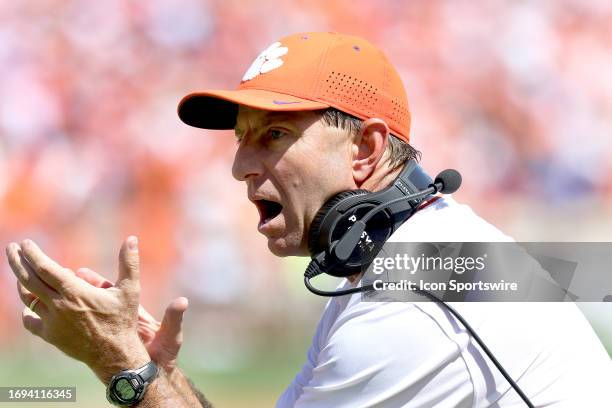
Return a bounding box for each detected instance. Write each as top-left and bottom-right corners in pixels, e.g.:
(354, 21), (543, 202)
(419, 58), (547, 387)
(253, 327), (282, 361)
(272, 100), (302, 105)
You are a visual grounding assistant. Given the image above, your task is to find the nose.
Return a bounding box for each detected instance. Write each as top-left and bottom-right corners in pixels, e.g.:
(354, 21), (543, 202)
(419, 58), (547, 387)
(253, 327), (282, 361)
(232, 140), (263, 181)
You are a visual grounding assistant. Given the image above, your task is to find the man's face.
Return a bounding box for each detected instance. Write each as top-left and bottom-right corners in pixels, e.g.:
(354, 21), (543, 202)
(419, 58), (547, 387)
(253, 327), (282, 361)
(232, 106), (356, 256)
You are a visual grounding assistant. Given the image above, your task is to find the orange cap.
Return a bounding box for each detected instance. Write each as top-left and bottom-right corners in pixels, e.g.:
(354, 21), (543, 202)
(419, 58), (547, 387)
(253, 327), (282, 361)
(178, 32), (411, 142)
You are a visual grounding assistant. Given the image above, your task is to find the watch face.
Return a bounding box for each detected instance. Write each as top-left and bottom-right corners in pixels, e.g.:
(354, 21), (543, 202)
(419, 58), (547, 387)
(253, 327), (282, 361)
(115, 378), (136, 401)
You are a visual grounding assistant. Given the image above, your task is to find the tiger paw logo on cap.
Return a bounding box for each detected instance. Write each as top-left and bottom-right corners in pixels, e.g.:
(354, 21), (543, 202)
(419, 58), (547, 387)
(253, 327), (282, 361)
(241, 42), (288, 82)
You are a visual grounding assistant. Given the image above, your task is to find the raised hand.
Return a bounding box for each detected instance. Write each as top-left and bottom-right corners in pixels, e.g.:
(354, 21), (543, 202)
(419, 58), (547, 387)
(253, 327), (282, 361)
(74, 267), (188, 374)
(7, 237), (150, 383)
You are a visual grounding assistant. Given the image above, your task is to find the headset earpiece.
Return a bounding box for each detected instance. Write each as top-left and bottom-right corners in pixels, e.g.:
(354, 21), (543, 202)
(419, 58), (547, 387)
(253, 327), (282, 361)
(307, 160), (435, 277)
(308, 189), (369, 258)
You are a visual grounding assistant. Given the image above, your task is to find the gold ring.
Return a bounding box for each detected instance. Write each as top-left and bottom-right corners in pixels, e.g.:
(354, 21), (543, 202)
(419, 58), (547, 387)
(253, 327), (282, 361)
(29, 297), (40, 312)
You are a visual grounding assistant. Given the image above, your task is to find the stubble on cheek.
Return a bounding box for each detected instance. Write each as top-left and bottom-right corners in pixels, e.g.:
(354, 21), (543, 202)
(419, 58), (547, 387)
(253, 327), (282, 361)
(266, 230), (306, 256)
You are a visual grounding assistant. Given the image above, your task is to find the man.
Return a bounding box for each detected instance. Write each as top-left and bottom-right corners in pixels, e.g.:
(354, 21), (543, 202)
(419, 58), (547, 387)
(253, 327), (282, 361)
(6, 32), (611, 407)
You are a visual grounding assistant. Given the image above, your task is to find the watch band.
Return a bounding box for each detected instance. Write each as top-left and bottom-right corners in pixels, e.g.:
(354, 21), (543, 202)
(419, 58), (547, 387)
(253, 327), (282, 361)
(134, 361), (158, 383)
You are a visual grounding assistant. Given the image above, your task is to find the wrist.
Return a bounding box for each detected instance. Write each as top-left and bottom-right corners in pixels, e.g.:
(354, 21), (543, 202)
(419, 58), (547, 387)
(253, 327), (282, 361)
(90, 336), (151, 384)
(164, 366), (184, 386)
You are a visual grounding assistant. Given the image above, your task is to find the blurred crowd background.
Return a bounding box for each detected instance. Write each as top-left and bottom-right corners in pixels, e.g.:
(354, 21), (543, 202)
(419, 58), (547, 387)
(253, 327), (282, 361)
(1, 1), (611, 406)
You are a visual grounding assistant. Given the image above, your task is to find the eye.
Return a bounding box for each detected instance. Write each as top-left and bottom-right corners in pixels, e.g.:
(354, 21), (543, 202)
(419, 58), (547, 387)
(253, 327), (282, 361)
(268, 128), (288, 140)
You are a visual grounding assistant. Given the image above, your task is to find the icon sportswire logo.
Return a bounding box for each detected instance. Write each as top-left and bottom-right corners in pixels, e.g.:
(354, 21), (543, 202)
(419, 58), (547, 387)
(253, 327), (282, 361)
(242, 42), (288, 82)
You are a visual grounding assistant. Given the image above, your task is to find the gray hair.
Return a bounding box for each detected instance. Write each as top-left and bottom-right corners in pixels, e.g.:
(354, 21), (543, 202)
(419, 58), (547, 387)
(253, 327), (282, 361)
(319, 107), (421, 170)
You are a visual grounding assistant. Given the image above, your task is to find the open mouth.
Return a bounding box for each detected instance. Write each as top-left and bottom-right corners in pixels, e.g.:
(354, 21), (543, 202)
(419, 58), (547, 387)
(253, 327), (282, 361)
(255, 199), (283, 226)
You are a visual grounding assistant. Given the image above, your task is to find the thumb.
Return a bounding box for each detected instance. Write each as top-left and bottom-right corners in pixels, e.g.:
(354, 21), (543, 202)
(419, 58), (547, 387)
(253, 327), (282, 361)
(117, 235), (140, 291)
(157, 297), (189, 350)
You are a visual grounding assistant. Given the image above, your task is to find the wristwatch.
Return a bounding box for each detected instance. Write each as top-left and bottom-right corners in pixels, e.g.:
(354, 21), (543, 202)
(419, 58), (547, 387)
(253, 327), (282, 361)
(106, 361), (159, 406)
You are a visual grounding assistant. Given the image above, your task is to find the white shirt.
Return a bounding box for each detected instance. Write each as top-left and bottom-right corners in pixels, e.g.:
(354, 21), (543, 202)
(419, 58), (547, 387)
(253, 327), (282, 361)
(276, 196), (612, 407)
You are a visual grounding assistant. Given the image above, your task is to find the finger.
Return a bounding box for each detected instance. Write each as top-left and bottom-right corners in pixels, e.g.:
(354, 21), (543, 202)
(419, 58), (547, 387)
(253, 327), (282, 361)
(137, 318), (161, 338)
(16, 279), (37, 305)
(19, 239), (78, 293)
(137, 307), (161, 344)
(16, 281), (50, 317)
(157, 297), (189, 348)
(6, 243), (57, 301)
(136, 304), (161, 344)
(22, 307), (45, 338)
(75, 268), (114, 289)
(117, 236), (140, 291)
(138, 304), (159, 325)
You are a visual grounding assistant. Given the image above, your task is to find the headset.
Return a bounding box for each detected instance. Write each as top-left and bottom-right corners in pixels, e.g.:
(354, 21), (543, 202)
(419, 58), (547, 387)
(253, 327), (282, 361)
(302, 160), (535, 407)
(307, 159), (436, 278)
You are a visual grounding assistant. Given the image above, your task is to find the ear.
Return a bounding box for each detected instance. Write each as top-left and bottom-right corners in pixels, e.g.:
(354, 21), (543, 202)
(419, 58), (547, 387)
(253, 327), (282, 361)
(351, 118), (390, 186)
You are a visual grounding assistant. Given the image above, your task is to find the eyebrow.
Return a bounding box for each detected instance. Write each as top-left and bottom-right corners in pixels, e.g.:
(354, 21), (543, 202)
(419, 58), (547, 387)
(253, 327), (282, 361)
(259, 112), (299, 126)
(235, 112), (303, 134)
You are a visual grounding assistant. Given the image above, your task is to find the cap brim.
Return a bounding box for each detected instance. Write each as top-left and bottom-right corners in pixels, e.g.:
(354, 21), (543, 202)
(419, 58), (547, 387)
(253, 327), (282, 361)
(178, 89), (330, 129)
